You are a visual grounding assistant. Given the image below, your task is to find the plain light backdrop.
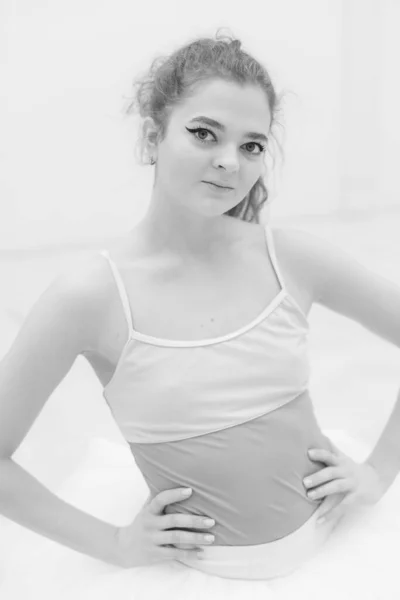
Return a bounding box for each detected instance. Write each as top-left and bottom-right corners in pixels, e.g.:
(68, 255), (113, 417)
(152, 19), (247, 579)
(1, 0), (400, 249)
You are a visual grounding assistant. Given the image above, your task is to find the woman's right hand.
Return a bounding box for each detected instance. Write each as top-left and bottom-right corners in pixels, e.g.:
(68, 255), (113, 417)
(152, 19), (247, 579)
(115, 487), (216, 569)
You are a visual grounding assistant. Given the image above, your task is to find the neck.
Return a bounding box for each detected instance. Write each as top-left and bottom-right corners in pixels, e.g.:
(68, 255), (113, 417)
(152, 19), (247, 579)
(136, 192), (237, 260)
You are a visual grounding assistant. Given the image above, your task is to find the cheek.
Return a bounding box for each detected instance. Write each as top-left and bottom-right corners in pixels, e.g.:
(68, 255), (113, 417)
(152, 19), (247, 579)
(170, 148), (206, 182)
(169, 140), (196, 165)
(248, 168), (262, 188)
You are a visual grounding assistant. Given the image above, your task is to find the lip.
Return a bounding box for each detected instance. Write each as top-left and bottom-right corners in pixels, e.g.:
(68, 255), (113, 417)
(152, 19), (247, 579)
(203, 181), (234, 190)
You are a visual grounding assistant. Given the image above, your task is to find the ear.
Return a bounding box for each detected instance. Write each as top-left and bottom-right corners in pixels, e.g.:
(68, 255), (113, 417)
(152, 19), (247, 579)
(142, 117), (160, 160)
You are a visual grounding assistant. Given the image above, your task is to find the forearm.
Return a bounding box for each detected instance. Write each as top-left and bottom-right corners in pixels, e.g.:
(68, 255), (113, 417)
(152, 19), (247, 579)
(365, 386), (400, 492)
(0, 458), (122, 567)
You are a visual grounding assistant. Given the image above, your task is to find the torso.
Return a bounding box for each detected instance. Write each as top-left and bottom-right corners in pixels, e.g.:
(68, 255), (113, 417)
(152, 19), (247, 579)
(81, 220), (314, 388)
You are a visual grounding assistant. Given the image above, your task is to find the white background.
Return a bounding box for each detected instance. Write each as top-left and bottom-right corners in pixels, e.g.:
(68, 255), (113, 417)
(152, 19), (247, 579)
(1, 0), (400, 250)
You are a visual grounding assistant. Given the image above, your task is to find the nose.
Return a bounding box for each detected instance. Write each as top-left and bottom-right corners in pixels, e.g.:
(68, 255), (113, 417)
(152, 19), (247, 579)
(212, 144), (241, 172)
(214, 156), (240, 173)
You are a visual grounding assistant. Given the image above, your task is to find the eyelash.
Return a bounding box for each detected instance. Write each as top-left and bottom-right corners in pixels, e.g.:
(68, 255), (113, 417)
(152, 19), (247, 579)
(186, 127), (266, 155)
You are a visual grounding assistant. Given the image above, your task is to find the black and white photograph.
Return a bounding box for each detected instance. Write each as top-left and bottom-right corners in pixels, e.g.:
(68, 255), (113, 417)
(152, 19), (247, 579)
(1, 2), (400, 598)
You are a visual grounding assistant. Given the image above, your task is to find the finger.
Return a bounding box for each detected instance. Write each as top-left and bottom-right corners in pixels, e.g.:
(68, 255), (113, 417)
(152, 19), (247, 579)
(303, 466), (341, 489)
(157, 529), (215, 548)
(160, 541), (202, 552)
(307, 479), (350, 500)
(317, 500), (348, 525)
(171, 542), (203, 551)
(308, 448), (341, 466)
(148, 488), (193, 516)
(315, 492), (345, 519)
(158, 513), (215, 531)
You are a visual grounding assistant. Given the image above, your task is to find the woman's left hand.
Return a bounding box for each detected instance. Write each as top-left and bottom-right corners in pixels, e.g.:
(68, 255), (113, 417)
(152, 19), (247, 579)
(303, 442), (387, 525)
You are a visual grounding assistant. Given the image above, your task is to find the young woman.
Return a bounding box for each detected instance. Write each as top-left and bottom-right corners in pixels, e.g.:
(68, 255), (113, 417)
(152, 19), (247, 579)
(1, 30), (400, 599)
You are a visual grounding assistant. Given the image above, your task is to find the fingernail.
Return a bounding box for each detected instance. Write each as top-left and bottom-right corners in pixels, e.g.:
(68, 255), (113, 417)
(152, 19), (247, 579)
(182, 488), (192, 496)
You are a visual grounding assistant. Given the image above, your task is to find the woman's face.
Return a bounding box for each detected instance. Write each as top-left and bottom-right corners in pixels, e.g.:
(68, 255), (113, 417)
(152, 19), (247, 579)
(146, 79), (272, 217)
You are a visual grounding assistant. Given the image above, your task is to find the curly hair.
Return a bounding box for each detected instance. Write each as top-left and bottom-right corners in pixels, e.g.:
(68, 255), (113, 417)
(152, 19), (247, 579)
(123, 28), (285, 223)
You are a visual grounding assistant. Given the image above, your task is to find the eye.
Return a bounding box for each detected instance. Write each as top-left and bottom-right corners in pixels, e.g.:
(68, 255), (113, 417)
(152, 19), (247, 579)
(185, 127), (266, 155)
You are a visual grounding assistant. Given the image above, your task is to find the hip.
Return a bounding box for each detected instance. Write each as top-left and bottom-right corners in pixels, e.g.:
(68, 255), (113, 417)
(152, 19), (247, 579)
(177, 505), (336, 580)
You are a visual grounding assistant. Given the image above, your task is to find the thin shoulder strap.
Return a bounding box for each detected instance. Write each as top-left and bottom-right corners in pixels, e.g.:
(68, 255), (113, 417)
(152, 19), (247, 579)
(264, 225), (286, 292)
(99, 250), (134, 337)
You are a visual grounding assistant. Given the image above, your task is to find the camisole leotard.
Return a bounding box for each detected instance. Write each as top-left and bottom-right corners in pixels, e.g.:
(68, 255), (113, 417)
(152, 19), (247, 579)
(100, 225), (333, 546)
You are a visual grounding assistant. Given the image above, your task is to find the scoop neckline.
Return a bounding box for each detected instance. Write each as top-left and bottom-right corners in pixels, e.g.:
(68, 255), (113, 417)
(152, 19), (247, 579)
(101, 224), (311, 349)
(127, 287), (289, 348)
(102, 291), (310, 396)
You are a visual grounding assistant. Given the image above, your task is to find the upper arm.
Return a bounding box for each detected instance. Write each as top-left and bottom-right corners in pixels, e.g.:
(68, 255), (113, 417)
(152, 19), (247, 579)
(287, 228), (400, 349)
(0, 256), (107, 459)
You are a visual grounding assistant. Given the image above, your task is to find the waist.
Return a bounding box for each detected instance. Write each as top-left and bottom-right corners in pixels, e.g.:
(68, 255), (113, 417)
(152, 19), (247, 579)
(177, 506), (336, 580)
(131, 393), (334, 544)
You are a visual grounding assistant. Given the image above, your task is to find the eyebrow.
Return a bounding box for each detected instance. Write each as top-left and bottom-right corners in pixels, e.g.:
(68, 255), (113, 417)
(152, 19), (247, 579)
(188, 116), (268, 143)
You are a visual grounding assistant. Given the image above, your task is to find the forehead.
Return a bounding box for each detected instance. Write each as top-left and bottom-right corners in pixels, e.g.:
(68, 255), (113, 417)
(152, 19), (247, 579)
(175, 79), (272, 131)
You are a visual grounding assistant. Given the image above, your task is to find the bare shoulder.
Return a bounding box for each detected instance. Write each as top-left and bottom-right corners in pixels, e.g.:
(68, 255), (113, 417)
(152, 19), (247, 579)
(270, 226), (326, 260)
(50, 251), (117, 354)
(269, 226), (330, 303)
